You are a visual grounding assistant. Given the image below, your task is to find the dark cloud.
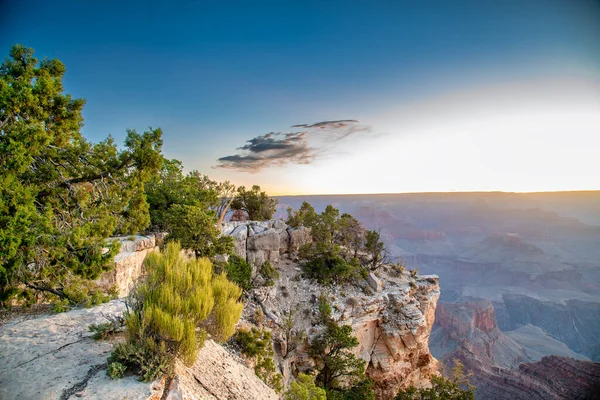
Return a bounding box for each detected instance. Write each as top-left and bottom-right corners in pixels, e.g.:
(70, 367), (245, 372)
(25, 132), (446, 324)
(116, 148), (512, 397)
(215, 131), (317, 172)
(215, 119), (372, 172)
(292, 119), (370, 141)
(291, 120), (358, 129)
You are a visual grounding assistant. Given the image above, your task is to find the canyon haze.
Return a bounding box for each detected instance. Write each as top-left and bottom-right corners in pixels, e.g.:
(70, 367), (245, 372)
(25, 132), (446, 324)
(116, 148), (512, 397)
(276, 191), (600, 398)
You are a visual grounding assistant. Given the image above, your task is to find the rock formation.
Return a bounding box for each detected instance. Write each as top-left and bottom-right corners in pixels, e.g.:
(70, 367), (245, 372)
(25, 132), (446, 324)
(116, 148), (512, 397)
(502, 294), (600, 361)
(96, 235), (158, 297)
(221, 220), (311, 265)
(431, 299), (528, 369)
(246, 258), (441, 399)
(431, 299), (600, 399)
(0, 300), (277, 400)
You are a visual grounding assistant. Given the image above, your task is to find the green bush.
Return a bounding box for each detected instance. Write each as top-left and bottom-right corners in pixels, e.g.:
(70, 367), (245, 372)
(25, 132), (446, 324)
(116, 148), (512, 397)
(285, 373), (327, 400)
(233, 327), (283, 392)
(256, 261), (279, 287)
(326, 379), (376, 400)
(234, 327), (272, 358)
(231, 185), (278, 221)
(302, 251), (363, 286)
(225, 254), (253, 291)
(107, 362), (127, 379)
(111, 242), (243, 381)
(395, 359), (475, 400)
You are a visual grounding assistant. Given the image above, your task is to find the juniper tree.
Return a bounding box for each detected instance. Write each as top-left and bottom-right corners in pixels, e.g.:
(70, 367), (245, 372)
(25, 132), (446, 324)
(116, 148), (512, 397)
(231, 185), (277, 220)
(0, 45), (162, 305)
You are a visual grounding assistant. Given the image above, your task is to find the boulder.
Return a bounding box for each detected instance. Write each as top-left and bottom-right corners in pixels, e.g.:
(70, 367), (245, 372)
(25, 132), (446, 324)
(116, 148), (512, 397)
(288, 226), (312, 252)
(367, 272), (383, 292)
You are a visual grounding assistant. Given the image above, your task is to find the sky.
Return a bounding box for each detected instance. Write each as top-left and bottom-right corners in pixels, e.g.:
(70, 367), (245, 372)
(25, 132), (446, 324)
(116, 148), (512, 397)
(2, 0), (599, 195)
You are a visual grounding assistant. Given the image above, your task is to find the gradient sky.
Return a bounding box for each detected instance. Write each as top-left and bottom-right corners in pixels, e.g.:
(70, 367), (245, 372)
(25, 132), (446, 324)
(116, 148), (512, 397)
(2, 0), (599, 195)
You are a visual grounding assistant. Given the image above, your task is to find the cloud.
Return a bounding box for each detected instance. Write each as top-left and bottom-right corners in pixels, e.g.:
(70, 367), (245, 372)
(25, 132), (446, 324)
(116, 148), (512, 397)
(291, 120), (370, 141)
(215, 119), (372, 172)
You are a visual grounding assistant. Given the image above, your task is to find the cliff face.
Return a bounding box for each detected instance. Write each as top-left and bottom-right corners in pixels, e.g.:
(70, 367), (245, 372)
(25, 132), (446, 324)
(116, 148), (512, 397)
(432, 300), (527, 369)
(431, 299), (600, 400)
(355, 273), (440, 398)
(471, 356), (600, 400)
(0, 300), (277, 400)
(502, 294), (600, 361)
(96, 235), (158, 297)
(245, 256), (441, 400)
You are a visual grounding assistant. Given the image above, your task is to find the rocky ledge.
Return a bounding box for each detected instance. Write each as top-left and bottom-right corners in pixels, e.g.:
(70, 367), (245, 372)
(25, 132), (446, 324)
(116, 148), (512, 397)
(0, 300), (277, 400)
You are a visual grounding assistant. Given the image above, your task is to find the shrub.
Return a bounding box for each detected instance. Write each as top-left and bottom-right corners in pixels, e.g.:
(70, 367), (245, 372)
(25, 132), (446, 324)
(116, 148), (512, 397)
(395, 359), (475, 400)
(234, 327), (283, 392)
(234, 327), (272, 358)
(107, 362), (127, 379)
(224, 254), (253, 291)
(111, 242), (243, 381)
(285, 373), (327, 400)
(255, 261), (280, 287)
(231, 185), (277, 221)
(88, 314), (125, 340)
(302, 251), (363, 286)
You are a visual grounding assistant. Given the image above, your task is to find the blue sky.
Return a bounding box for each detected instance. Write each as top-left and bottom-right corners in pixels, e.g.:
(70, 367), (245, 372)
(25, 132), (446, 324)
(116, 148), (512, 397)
(2, 0), (599, 194)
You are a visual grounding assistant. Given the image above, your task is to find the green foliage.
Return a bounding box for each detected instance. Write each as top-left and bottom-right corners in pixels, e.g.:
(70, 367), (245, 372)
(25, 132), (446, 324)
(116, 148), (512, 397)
(395, 359), (475, 400)
(225, 254), (253, 291)
(231, 185), (277, 221)
(111, 339), (173, 382)
(292, 204), (373, 285)
(0, 45), (163, 304)
(107, 362), (127, 379)
(318, 294), (332, 320)
(287, 201), (319, 228)
(89, 322), (114, 340)
(165, 203), (233, 258)
(255, 260), (280, 287)
(111, 242), (243, 381)
(364, 230), (384, 268)
(234, 327), (272, 358)
(285, 373), (327, 400)
(144, 160), (235, 259)
(52, 298), (70, 313)
(255, 353), (283, 393)
(326, 379), (376, 400)
(301, 250), (363, 286)
(234, 327), (283, 392)
(309, 318), (367, 392)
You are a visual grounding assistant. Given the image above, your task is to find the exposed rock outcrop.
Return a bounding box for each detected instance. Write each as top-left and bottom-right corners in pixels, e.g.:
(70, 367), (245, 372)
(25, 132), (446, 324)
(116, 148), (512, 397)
(96, 235), (158, 297)
(431, 299), (528, 369)
(221, 220), (311, 265)
(249, 260), (440, 399)
(431, 299), (600, 399)
(471, 356), (600, 400)
(502, 294), (600, 361)
(0, 300), (277, 400)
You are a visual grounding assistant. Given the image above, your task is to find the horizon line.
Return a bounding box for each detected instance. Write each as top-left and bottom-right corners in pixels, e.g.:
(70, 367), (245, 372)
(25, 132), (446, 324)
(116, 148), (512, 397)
(272, 189), (600, 197)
